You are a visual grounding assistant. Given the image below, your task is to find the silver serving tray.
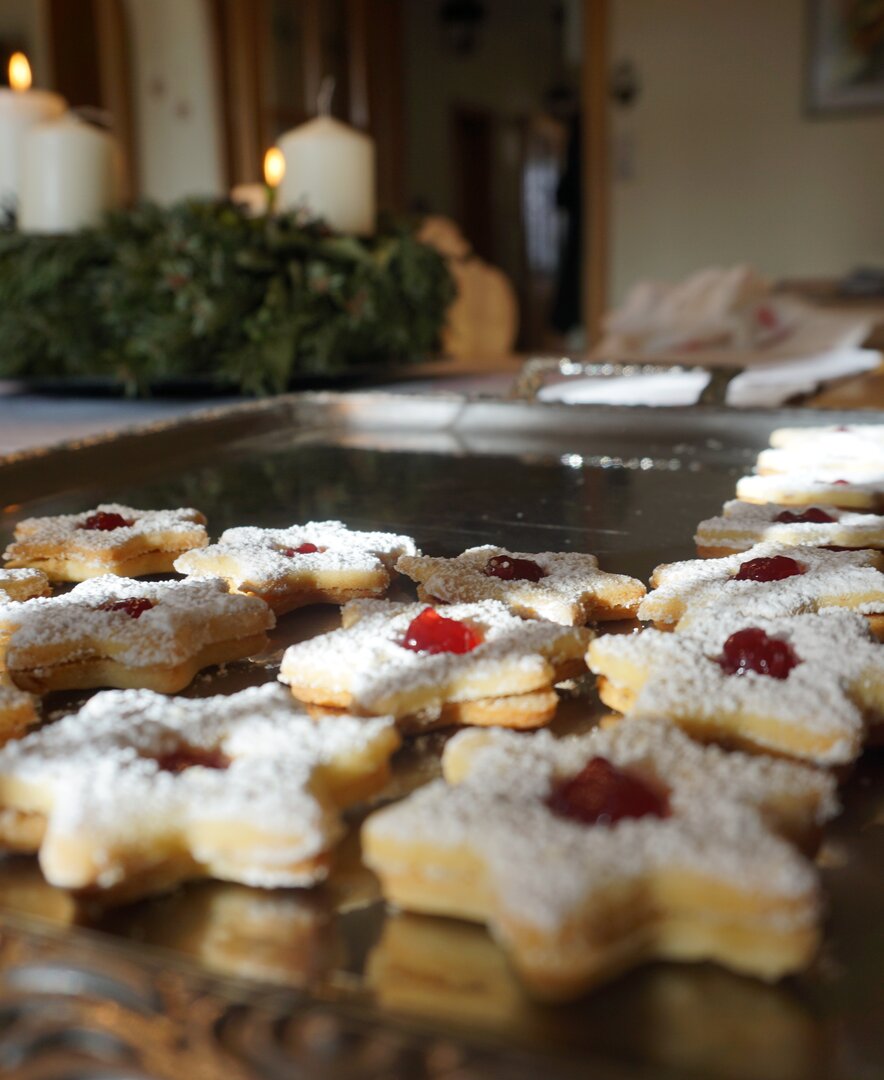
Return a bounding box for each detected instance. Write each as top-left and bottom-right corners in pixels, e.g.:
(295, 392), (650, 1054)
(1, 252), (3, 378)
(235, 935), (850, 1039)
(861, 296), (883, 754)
(0, 391), (881, 1080)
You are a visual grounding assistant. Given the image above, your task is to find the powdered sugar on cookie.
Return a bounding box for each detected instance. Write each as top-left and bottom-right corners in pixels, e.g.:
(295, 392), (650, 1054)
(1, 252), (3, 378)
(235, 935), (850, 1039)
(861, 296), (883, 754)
(0, 569), (50, 604)
(0, 683), (399, 891)
(695, 500), (884, 554)
(640, 542), (884, 626)
(396, 546), (645, 624)
(588, 610), (882, 764)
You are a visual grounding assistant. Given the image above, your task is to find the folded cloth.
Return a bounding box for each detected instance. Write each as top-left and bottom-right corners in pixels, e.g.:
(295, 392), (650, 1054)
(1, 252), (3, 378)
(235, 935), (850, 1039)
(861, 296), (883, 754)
(599, 266), (794, 356)
(537, 347), (881, 409)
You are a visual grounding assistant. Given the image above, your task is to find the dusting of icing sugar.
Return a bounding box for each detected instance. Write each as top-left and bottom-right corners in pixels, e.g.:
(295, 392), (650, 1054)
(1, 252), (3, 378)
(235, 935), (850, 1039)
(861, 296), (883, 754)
(396, 546), (643, 625)
(695, 500), (884, 551)
(279, 598), (591, 714)
(588, 610), (881, 764)
(736, 474), (884, 506)
(174, 520), (419, 593)
(769, 424), (884, 449)
(640, 542), (884, 624)
(0, 568), (50, 603)
(0, 683), (398, 886)
(4, 504), (208, 558)
(0, 680), (34, 717)
(757, 445), (884, 478)
(0, 576), (274, 668)
(364, 718), (826, 933)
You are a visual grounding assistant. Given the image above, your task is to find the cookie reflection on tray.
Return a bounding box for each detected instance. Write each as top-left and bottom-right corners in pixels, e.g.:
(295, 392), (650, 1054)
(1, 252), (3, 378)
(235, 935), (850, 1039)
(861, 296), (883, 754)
(368, 912), (824, 1080)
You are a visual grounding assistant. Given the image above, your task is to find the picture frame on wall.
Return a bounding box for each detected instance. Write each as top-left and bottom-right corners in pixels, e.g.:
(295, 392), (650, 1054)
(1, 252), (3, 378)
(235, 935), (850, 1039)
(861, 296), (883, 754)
(806, 0), (884, 114)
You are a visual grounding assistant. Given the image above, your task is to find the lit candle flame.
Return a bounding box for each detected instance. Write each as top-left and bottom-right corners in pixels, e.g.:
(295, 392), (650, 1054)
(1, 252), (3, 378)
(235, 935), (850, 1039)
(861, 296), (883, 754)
(264, 147), (285, 188)
(9, 52), (32, 92)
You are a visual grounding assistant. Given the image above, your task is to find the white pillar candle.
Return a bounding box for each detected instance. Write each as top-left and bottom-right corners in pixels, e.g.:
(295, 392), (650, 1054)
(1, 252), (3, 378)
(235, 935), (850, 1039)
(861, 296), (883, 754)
(0, 54), (67, 209)
(19, 115), (122, 233)
(277, 116), (376, 235)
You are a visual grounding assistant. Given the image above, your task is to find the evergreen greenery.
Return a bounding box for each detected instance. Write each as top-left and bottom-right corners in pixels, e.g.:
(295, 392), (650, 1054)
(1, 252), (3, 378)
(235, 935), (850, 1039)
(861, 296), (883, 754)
(0, 200), (455, 394)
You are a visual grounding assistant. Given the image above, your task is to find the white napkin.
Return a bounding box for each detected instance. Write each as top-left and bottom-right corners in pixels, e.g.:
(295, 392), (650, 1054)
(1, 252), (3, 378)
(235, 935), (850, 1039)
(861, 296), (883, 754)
(537, 346), (880, 409)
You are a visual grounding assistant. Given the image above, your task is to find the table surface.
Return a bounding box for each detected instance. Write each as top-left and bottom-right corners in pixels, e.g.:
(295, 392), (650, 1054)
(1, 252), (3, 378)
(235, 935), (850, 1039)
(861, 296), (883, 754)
(1, 351), (883, 457)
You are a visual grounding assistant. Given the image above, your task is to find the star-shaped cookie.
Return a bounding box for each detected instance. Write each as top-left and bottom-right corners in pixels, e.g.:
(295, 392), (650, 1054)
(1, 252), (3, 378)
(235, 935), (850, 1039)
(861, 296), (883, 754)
(587, 609), (884, 765)
(174, 520), (418, 614)
(694, 500), (884, 557)
(363, 719), (836, 998)
(0, 575), (274, 694)
(3, 504), (208, 581)
(0, 568), (51, 603)
(639, 542), (884, 636)
(396, 546), (645, 625)
(279, 598), (591, 731)
(736, 473), (884, 511)
(769, 423), (884, 449)
(0, 683), (400, 898)
(755, 445), (884, 479)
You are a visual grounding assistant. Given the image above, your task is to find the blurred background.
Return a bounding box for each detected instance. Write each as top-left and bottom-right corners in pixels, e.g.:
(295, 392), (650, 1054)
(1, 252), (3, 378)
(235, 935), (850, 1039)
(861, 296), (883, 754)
(2, 0), (884, 352)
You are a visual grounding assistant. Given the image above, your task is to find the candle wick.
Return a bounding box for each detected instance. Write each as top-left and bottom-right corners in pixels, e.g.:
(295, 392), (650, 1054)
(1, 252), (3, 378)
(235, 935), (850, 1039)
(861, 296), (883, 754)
(317, 76), (335, 118)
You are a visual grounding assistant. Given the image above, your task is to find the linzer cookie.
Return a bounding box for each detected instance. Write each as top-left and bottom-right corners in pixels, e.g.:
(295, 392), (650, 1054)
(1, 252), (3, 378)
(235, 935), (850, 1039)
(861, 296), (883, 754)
(639, 543), (884, 636)
(174, 520), (418, 614)
(694, 500), (884, 557)
(363, 720), (835, 998)
(3, 504), (208, 582)
(0, 569), (51, 603)
(755, 445), (884, 479)
(769, 423), (884, 449)
(736, 473), (884, 511)
(0, 683), (400, 898)
(279, 598), (591, 731)
(0, 575), (274, 694)
(587, 610), (883, 765)
(0, 679), (37, 744)
(395, 546), (645, 625)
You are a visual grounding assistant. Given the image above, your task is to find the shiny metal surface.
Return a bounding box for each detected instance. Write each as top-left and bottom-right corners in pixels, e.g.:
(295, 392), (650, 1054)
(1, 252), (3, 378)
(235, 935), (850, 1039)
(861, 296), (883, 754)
(0, 392), (881, 1079)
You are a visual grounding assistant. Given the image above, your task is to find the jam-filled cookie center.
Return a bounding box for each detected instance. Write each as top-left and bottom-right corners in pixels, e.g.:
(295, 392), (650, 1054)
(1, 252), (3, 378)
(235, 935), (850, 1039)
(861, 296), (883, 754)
(482, 555), (547, 583)
(717, 627), (800, 680)
(774, 507), (835, 524)
(79, 512), (134, 531)
(731, 555), (806, 583)
(547, 756), (670, 826)
(150, 744), (231, 774)
(400, 607), (481, 655)
(98, 598), (156, 619)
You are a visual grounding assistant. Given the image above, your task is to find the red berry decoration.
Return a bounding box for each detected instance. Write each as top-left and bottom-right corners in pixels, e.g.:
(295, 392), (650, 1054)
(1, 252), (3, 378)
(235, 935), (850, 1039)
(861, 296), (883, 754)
(153, 745), (230, 774)
(547, 757), (670, 826)
(732, 555), (806, 583)
(400, 607), (481, 655)
(80, 511), (133, 531)
(483, 555), (546, 582)
(718, 627), (800, 680)
(831, 480), (850, 486)
(99, 598), (155, 619)
(281, 543), (323, 556)
(774, 507), (835, 525)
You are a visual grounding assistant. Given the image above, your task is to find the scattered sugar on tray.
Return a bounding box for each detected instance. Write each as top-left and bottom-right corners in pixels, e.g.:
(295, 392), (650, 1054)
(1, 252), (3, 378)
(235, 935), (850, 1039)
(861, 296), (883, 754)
(0, 576), (274, 668)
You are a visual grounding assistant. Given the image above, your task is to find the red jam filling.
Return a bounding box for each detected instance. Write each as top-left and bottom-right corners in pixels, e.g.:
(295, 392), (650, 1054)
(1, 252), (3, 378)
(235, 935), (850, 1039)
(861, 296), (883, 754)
(400, 607), (481, 655)
(152, 745), (230, 774)
(831, 480), (850, 486)
(732, 555), (806, 583)
(99, 598), (155, 619)
(774, 507), (835, 525)
(281, 542), (324, 556)
(547, 757), (670, 826)
(483, 555), (546, 582)
(80, 511), (134, 531)
(717, 627), (800, 679)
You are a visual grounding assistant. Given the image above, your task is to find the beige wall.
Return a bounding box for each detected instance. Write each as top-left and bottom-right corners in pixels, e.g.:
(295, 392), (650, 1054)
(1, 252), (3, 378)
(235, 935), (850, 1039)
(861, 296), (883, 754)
(610, 0), (884, 302)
